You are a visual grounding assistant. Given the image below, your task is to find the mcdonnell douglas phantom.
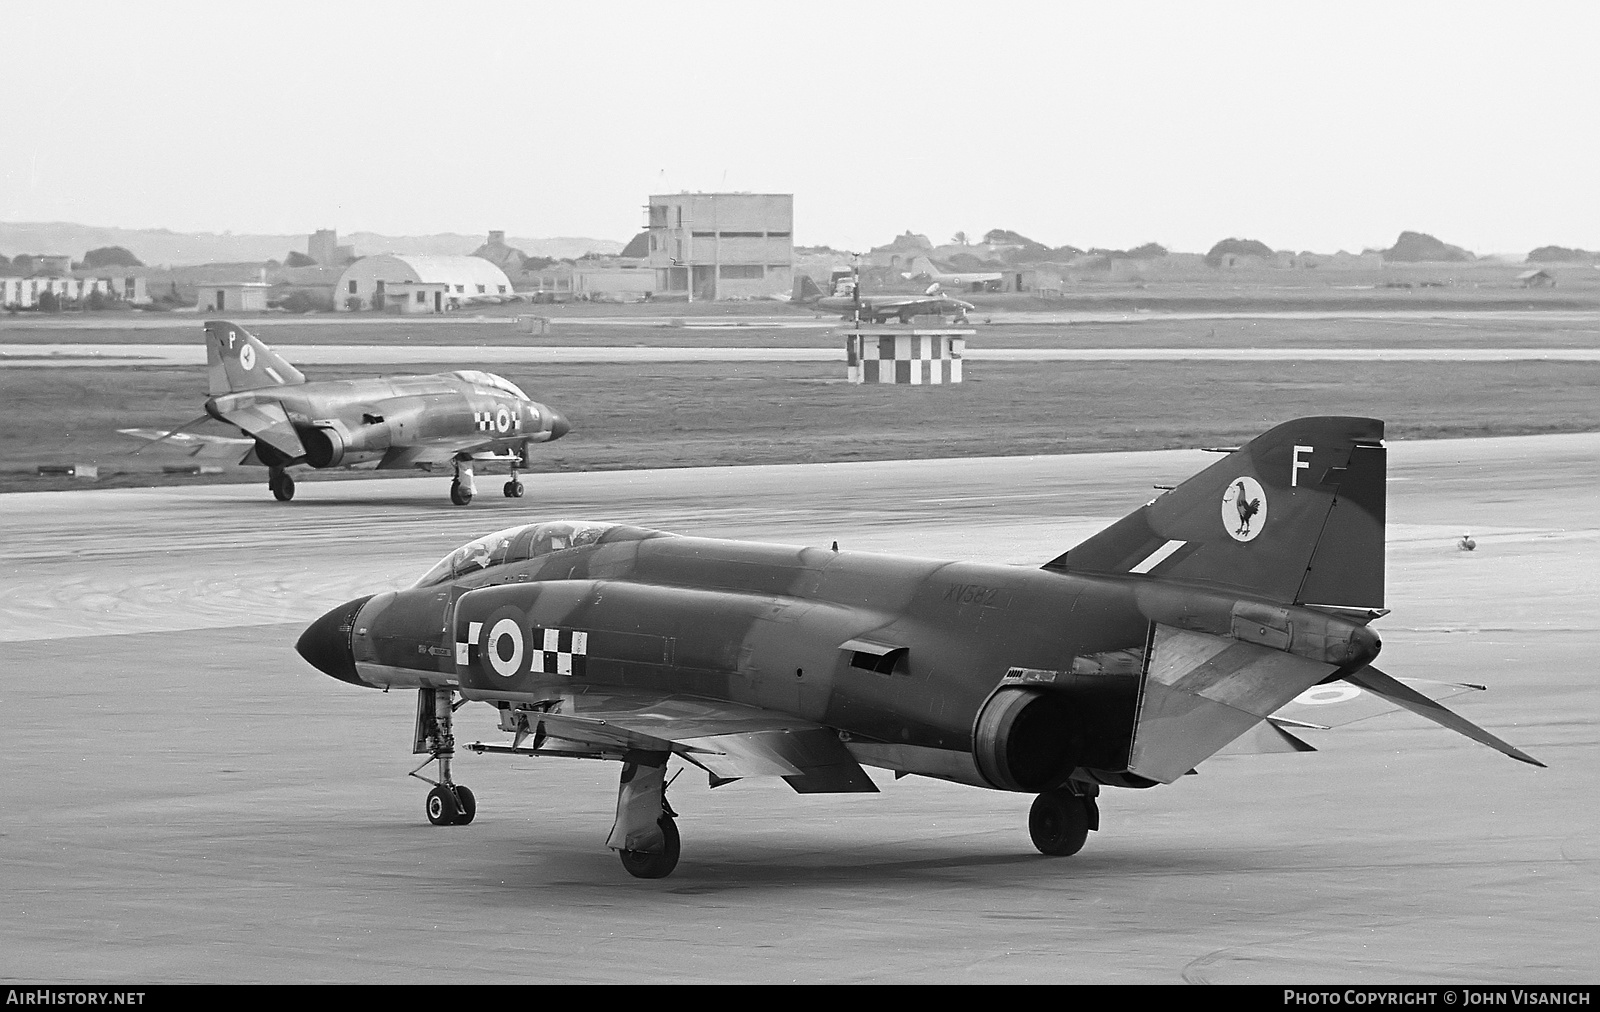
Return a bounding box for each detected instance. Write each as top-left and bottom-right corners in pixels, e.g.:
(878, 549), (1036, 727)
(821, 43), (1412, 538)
(131, 321), (569, 505)
(297, 416), (1541, 878)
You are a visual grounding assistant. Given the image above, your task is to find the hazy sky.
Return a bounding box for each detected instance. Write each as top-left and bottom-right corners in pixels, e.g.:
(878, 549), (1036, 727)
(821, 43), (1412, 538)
(3, 0), (1595, 254)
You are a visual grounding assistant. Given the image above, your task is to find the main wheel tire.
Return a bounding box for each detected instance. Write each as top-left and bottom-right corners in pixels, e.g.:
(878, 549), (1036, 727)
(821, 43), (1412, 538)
(426, 785), (458, 826)
(450, 481), (472, 506)
(453, 785), (476, 825)
(271, 474), (295, 502)
(1028, 790), (1090, 857)
(619, 817), (680, 879)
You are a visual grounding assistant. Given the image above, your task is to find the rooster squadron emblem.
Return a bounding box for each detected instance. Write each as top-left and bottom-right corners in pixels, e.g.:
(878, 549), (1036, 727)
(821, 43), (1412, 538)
(1222, 476), (1267, 541)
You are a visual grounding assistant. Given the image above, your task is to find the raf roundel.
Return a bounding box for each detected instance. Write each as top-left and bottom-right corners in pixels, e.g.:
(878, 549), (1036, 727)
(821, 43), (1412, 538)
(1221, 476), (1267, 542)
(495, 405), (512, 434)
(485, 618), (525, 678)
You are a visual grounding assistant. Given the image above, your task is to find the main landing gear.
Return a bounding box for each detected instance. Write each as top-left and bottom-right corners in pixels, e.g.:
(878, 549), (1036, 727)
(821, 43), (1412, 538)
(268, 467), (295, 502)
(607, 757), (680, 879)
(410, 687), (476, 826)
(1028, 784), (1099, 857)
(503, 456), (524, 499)
(450, 459), (476, 507)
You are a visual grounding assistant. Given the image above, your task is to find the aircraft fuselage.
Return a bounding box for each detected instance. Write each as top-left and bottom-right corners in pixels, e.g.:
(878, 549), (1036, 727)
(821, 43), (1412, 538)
(309, 526), (1378, 787)
(207, 372), (565, 469)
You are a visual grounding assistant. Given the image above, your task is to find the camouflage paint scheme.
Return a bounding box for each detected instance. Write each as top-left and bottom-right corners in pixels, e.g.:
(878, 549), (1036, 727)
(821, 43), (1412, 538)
(143, 320), (569, 503)
(298, 416), (1541, 878)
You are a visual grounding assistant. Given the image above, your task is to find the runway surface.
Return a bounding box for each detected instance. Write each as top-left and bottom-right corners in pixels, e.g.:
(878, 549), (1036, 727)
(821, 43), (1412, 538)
(4, 307), (1599, 331)
(7, 343), (1600, 367)
(2, 435), (1596, 983)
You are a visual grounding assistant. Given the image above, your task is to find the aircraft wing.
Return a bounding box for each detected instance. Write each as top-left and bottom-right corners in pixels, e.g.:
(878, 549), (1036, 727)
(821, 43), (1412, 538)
(468, 687), (878, 793)
(118, 428), (254, 459)
(378, 440), (516, 470)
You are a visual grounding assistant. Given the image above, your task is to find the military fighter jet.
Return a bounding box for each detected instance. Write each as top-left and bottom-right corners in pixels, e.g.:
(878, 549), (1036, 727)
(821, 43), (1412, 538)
(297, 416), (1541, 879)
(791, 271), (975, 324)
(130, 320), (569, 505)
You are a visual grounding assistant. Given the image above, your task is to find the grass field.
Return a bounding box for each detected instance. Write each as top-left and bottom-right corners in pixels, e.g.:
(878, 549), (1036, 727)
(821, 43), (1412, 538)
(3, 281), (1596, 493)
(4, 354), (1598, 493)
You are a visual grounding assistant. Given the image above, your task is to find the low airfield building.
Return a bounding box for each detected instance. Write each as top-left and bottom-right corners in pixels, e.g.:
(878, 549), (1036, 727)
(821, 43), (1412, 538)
(336, 254), (514, 313)
(197, 282), (270, 313)
(2, 270), (149, 308)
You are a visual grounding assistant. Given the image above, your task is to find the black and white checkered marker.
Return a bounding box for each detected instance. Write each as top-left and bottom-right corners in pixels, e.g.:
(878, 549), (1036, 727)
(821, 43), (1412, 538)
(534, 627), (587, 676)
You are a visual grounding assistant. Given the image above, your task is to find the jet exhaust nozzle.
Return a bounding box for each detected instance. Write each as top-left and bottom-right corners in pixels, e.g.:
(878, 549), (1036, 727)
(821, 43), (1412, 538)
(297, 595), (374, 686)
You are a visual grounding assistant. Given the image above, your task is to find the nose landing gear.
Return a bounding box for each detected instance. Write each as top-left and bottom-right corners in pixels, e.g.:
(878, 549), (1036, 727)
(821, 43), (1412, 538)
(410, 688), (476, 826)
(503, 453), (525, 498)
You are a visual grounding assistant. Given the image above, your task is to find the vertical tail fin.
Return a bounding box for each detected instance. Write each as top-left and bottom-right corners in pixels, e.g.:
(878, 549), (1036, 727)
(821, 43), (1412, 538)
(1046, 416), (1386, 609)
(205, 320), (306, 396)
(792, 275), (824, 303)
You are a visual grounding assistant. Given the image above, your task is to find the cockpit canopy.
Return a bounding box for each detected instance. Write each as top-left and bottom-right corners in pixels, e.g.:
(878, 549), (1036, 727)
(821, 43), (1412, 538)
(412, 521), (661, 588)
(452, 370), (530, 401)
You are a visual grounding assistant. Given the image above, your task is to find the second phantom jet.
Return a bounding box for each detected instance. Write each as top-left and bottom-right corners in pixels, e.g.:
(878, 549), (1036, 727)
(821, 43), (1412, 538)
(131, 321), (569, 505)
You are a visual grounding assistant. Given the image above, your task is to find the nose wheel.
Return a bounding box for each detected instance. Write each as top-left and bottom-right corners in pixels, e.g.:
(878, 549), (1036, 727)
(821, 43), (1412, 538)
(411, 688), (476, 826)
(425, 784), (477, 826)
(503, 480), (524, 498)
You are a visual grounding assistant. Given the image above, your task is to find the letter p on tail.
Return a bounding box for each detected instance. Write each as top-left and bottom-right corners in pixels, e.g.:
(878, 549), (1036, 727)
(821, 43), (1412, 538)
(204, 320), (305, 396)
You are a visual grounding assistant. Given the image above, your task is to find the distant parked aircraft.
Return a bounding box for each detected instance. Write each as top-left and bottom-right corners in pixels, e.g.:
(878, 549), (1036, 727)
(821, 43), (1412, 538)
(790, 270), (974, 324)
(900, 255), (1003, 291)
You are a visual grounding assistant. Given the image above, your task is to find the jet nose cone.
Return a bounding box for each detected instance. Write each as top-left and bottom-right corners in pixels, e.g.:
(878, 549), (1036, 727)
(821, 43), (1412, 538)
(548, 410), (571, 441)
(296, 595), (374, 685)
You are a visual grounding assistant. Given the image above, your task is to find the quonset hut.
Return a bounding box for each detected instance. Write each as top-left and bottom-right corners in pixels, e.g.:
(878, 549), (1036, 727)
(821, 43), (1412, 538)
(335, 254), (515, 313)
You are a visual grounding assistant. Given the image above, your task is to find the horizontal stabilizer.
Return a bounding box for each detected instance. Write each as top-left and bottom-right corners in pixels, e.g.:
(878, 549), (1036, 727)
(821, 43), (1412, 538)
(216, 401), (305, 459)
(119, 422), (251, 459)
(1215, 719), (1318, 756)
(1343, 665), (1545, 767)
(1273, 676), (1483, 728)
(1128, 624), (1338, 783)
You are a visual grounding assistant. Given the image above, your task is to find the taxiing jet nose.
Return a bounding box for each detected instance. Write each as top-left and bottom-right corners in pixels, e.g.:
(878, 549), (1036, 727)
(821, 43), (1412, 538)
(296, 595), (374, 686)
(548, 410), (571, 441)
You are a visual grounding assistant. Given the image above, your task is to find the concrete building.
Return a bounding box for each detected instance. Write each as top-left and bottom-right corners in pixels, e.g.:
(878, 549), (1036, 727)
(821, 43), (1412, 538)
(308, 229), (355, 266)
(335, 254), (514, 312)
(521, 260), (656, 302)
(2, 272), (149, 309)
(197, 282), (271, 313)
(646, 192), (792, 300)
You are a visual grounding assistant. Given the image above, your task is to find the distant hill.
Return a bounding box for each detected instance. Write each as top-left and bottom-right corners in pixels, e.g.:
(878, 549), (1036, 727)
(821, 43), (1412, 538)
(0, 222), (623, 267)
(1204, 237), (1274, 267)
(1380, 231), (1474, 263)
(1528, 245), (1600, 264)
